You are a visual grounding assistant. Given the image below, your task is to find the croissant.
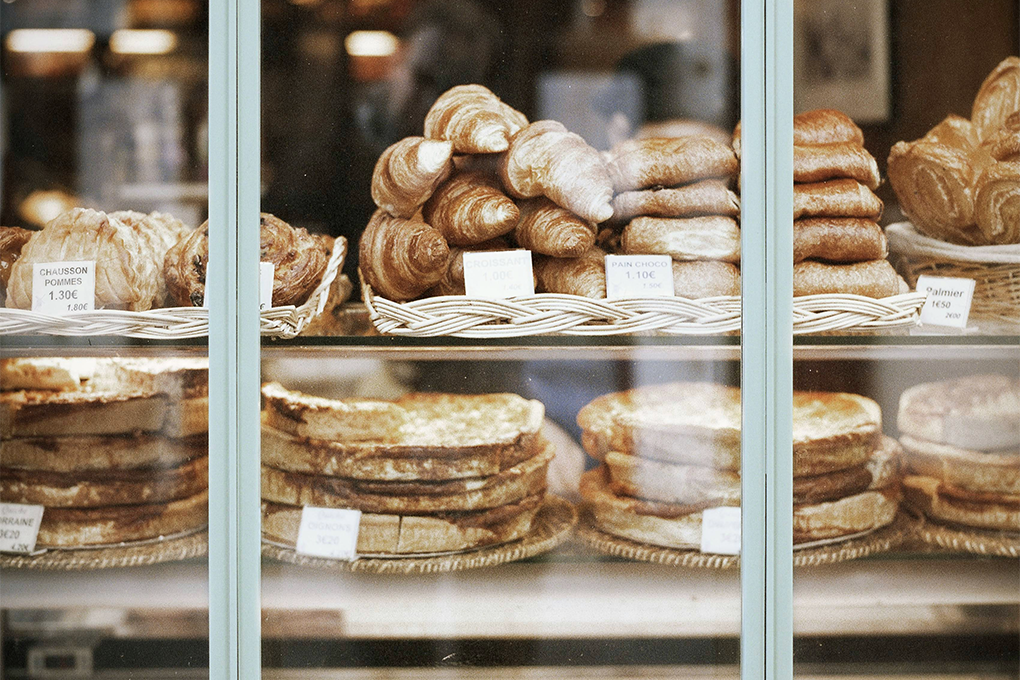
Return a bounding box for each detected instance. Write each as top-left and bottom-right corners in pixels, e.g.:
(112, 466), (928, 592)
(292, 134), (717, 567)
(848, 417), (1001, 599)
(0, 226), (33, 292)
(792, 109), (865, 146)
(359, 209), (450, 301)
(164, 213), (332, 307)
(887, 140), (981, 244)
(424, 84), (528, 154)
(513, 198), (596, 258)
(422, 171), (519, 246)
(793, 260), (905, 298)
(621, 216), (741, 263)
(533, 247), (606, 298)
(371, 137), (454, 218)
(982, 111), (1020, 161)
(426, 237), (510, 296)
(974, 161), (1020, 244)
(792, 179), (883, 220)
(606, 136), (738, 192)
(972, 57), (1020, 142)
(793, 143), (881, 189)
(611, 179), (740, 221)
(7, 208), (183, 311)
(672, 261), (740, 298)
(793, 218), (887, 264)
(500, 120), (614, 223)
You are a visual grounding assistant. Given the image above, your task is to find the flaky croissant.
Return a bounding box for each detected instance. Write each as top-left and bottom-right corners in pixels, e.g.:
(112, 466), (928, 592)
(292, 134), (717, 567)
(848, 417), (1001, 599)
(887, 140), (982, 244)
(513, 198), (596, 258)
(424, 84), (528, 154)
(359, 209), (450, 301)
(974, 161), (1020, 244)
(606, 136), (738, 192)
(500, 120), (614, 223)
(533, 247), (606, 298)
(792, 179), (883, 221)
(972, 57), (1020, 142)
(793, 143), (881, 189)
(611, 179), (740, 221)
(924, 114), (980, 151)
(371, 136), (454, 218)
(621, 216), (741, 263)
(422, 171), (519, 246)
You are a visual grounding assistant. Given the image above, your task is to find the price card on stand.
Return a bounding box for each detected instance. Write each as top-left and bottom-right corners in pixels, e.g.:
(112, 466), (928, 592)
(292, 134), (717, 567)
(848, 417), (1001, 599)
(605, 255), (674, 298)
(700, 506), (741, 555)
(32, 262), (95, 314)
(296, 506), (361, 560)
(916, 275), (976, 329)
(0, 503), (44, 554)
(259, 262), (275, 310)
(463, 250), (535, 298)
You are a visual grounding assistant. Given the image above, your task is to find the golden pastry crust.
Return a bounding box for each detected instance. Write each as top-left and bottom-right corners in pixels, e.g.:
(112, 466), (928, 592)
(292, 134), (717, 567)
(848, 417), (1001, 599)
(371, 136), (454, 219)
(974, 161), (1020, 244)
(972, 56), (1020, 142)
(981, 111), (1020, 161)
(422, 171), (518, 246)
(359, 209), (449, 301)
(792, 179), (883, 220)
(606, 136), (738, 193)
(793, 109), (865, 146)
(792, 259), (905, 298)
(0, 226), (33, 292)
(611, 179), (740, 221)
(793, 142), (881, 189)
(621, 216), (741, 263)
(793, 218), (887, 264)
(164, 214), (332, 307)
(533, 247), (606, 298)
(514, 198), (596, 258)
(424, 84), (528, 154)
(670, 260), (740, 298)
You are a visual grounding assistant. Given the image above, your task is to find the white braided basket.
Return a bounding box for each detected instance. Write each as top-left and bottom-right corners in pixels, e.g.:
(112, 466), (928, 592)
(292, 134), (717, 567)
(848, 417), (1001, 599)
(0, 238), (346, 339)
(362, 280), (925, 337)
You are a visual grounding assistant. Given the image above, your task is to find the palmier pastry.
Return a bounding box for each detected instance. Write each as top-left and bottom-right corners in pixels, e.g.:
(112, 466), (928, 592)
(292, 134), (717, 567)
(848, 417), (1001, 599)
(974, 161), (1020, 244)
(971, 56), (1020, 142)
(164, 213), (332, 308)
(982, 111), (1020, 161)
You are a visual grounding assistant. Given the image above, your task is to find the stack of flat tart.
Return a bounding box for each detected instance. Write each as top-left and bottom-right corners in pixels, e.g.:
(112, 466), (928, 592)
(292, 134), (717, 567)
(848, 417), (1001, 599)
(577, 382), (901, 552)
(259, 383), (554, 556)
(0, 358), (208, 547)
(898, 375), (1020, 537)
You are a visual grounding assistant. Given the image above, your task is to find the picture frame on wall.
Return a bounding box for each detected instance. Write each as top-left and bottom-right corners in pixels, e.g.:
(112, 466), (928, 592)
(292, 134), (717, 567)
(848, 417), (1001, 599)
(793, 0), (891, 123)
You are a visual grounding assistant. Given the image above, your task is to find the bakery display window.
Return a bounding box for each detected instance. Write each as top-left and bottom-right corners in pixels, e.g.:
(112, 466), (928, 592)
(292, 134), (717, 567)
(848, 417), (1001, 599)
(790, 0), (1020, 676)
(0, 1), (214, 677)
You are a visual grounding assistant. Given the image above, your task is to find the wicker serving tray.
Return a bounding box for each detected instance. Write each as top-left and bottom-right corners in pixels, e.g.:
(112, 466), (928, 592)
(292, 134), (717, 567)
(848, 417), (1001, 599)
(260, 495), (576, 574)
(0, 239), (346, 339)
(0, 528), (208, 570)
(887, 220), (1020, 329)
(362, 281), (925, 337)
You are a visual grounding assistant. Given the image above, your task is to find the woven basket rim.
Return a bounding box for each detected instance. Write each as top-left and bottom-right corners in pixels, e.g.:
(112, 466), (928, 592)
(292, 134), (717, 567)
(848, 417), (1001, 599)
(0, 528), (208, 570)
(0, 238), (346, 339)
(887, 221), (1020, 264)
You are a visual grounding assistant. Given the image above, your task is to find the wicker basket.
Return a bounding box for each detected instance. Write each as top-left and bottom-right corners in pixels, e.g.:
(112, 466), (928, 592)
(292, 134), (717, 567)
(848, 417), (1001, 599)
(0, 239), (346, 339)
(887, 221), (1020, 331)
(362, 279), (925, 337)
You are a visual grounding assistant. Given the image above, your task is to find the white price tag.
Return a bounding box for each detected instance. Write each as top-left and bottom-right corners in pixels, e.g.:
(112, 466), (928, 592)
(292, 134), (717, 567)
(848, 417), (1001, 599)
(259, 262), (275, 310)
(295, 506), (361, 560)
(604, 254), (674, 298)
(916, 275), (976, 329)
(0, 503), (45, 554)
(32, 262), (95, 314)
(700, 506), (741, 555)
(462, 250), (534, 298)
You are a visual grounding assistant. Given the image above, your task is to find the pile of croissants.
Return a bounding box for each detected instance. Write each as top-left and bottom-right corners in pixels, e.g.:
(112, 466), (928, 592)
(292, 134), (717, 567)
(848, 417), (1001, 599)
(359, 84), (744, 301)
(889, 56), (1020, 246)
(1, 209), (334, 311)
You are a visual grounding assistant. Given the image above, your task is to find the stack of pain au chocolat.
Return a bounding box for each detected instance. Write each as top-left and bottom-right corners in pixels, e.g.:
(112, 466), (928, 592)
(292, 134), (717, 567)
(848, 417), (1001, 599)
(775, 109), (904, 298)
(259, 383), (555, 556)
(576, 382), (902, 552)
(0, 358), (209, 548)
(898, 375), (1019, 537)
(358, 83), (744, 302)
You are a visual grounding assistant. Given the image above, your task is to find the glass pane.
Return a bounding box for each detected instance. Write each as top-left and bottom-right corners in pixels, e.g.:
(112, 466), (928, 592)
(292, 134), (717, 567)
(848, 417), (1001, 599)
(259, 0), (744, 677)
(1, 2), (210, 677)
(792, 1), (1020, 676)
